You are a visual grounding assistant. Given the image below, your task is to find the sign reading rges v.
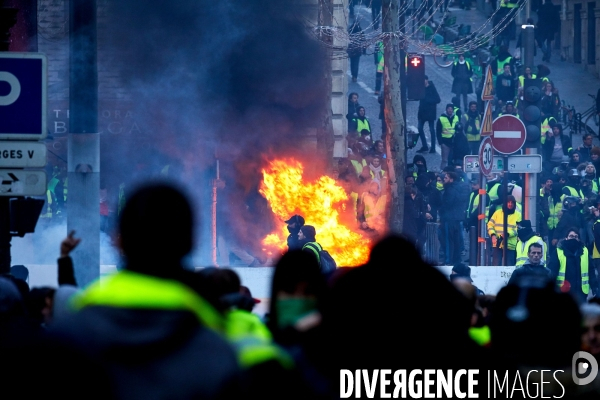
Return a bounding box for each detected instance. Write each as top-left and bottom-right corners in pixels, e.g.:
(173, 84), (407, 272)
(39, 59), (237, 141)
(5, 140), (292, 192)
(0, 53), (47, 197)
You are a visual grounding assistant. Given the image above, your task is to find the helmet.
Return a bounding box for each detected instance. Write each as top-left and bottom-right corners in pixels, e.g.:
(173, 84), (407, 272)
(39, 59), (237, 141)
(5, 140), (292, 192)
(568, 169), (580, 178)
(563, 196), (580, 208)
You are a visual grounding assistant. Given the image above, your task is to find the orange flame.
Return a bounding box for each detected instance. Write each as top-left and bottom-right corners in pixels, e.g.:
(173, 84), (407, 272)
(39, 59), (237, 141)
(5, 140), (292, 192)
(260, 158), (370, 266)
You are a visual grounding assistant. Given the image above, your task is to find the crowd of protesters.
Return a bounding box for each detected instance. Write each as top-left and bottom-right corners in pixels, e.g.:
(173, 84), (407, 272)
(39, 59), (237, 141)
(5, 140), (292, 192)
(2, 182), (600, 398)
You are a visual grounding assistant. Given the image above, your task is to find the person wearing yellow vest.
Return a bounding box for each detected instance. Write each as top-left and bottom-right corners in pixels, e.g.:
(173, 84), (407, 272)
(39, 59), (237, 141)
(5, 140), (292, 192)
(488, 195), (522, 265)
(374, 40), (384, 95)
(515, 220), (547, 266)
(553, 196), (584, 248)
(358, 180), (387, 234)
(436, 104), (459, 170)
(582, 163), (599, 194)
(451, 54), (473, 111)
(560, 169), (583, 202)
(510, 242), (553, 286)
(466, 176), (489, 228)
(54, 183), (243, 399)
(518, 67), (536, 88)
(591, 208), (600, 296)
(350, 106), (371, 134)
(542, 124), (571, 172)
(493, 46), (515, 76)
(540, 115), (558, 145)
(461, 101), (481, 155)
(550, 229), (597, 304)
(538, 176), (562, 246)
(499, 101), (519, 119)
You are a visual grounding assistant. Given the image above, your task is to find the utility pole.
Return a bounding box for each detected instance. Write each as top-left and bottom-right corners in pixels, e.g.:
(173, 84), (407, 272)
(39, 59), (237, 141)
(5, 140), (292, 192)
(382, 0), (405, 233)
(69, 0), (99, 286)
(317, 0), (335, 173)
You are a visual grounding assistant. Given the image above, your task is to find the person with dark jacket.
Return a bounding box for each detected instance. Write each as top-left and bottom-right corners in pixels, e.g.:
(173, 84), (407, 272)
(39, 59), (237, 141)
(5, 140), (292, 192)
(49, 183), (242, 400)
(417, 171), (442, 222)
(495, 63), (516, 106)
(403, 185), (430, 250)
(542, 124), (572, 173)
(285, 214), (305, 251)
(346, 92), (361, 128)
(537, 0), (560, 62)
(509, 242), (553, 285)
(549, 229), (597, 304)
(347, 22), (366, 83)
(416, 75), (441, 153)
(441, 171), (466, 264)
(451, 55), (473, 111)
(553, 196), (583, 246)
(452, 123), (470, 166)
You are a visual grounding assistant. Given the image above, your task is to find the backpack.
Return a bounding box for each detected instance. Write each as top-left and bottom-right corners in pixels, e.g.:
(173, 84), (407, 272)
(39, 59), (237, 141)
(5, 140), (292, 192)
(303, 242), (338, 273)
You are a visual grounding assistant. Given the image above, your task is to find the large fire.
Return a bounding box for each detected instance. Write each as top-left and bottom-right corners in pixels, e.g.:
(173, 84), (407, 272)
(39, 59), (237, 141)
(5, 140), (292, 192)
(260, 158), (371, 266)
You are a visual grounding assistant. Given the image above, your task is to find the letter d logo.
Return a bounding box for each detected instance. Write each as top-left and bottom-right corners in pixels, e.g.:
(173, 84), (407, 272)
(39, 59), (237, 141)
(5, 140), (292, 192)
(572, 351), (599, 385)
(0, 71), (21, 106)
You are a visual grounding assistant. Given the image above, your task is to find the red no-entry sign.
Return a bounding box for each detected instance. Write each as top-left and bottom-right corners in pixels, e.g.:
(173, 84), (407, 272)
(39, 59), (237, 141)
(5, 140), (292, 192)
(491, 115), (526, 154)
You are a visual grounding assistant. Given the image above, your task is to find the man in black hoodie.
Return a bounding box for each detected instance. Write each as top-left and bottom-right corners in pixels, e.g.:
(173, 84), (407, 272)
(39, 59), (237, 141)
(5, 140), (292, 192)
(416, 75), (441, 153)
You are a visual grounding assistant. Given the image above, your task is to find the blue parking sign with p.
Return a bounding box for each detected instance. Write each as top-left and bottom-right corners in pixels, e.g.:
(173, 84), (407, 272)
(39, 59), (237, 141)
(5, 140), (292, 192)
(0, 53), (47, 140)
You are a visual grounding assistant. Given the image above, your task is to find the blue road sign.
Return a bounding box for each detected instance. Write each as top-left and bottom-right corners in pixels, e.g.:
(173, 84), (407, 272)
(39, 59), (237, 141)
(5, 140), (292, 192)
(0, 53), (47, 140)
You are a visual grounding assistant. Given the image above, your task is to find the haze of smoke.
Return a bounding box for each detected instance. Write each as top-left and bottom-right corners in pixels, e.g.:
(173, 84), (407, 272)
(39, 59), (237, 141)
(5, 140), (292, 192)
(12, 222), (120, 267)
(100, 0), (329, 265)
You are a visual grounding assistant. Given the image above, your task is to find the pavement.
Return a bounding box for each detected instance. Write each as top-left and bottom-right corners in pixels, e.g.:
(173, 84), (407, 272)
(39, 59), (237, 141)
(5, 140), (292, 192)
(348, 4), (600, 171)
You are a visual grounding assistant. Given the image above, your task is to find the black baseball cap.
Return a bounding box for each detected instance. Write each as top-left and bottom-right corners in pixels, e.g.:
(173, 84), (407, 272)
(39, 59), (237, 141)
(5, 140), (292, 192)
(284, 215), (305, 226)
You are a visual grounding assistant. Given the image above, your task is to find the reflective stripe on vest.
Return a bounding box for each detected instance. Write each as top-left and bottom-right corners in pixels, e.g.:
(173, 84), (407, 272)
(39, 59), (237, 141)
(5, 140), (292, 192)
(302, 242), (323, 264)
(73, 270), (224, 332)
(362, 192), (387, 223)
(561, 186), (583, 201)
(516, 236), (546, 266)
(355, 118), (371, 133)
(594, 220), (600, 258)
(351, 159), (367, 175)
(225, 309), (294, 369)
(440, 114), (459, 139)
(518, 74), (536, 87)
(464, 114), (481, 142)
(540, 190), (562, 230)
(497, 57), (512, 74)
(556, 247), (590, 294)
(469, 325), (491, 347)
(467, 192), (480, 214)
(500, 0), (518, 8)
(540, 117), (557, 145)
(487, 210), (522, 250)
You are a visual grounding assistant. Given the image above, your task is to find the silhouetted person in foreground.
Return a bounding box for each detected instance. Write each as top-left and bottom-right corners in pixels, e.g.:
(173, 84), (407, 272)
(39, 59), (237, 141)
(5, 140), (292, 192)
(49, 183), (241, 400)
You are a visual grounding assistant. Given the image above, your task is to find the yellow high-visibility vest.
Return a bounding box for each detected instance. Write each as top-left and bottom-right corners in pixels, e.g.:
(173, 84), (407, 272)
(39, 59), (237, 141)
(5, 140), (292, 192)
(556, 247), (590, 294)
(463, 114), (481, 142)
(487, 209), (522, 250)
(440, 114), (459, 139)
(515, 235), (547, 266)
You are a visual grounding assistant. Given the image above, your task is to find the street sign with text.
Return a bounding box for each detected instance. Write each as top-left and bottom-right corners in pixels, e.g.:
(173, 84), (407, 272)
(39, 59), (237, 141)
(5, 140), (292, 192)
(0, 53), (47, 140)
(0, 170), (46, 196)
(464, 154), (542, 174)
(0, 142), (47, 168)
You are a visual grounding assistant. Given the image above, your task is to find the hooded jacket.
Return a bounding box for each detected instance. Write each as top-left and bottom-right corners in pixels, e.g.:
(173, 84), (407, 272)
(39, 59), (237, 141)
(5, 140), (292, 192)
(542, 132), (572, 160)
(51, 270), (242, 400)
